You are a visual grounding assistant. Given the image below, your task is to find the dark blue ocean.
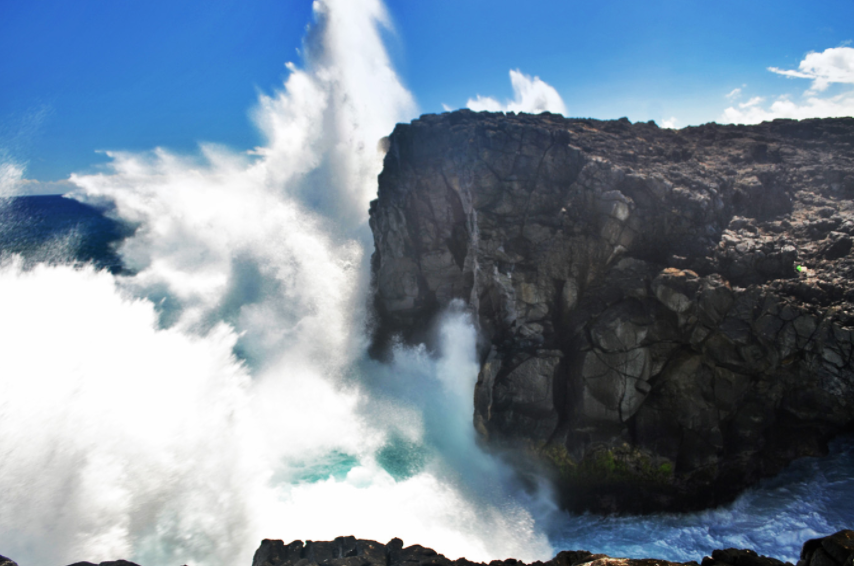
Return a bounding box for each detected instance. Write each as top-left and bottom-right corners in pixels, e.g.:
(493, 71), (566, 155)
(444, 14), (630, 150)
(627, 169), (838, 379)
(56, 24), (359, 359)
(0, 195), (131, 272)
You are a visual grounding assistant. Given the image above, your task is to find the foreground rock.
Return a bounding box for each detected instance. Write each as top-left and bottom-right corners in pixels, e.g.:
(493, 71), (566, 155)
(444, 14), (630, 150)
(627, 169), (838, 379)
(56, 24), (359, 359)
(370, 111), (854, 512)
(251, 532), (854, 566)
(4, 530), (848, 566)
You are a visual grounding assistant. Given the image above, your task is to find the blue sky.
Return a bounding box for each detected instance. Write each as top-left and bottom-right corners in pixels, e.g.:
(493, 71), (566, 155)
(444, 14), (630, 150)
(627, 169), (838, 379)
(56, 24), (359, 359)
(1, 0), (853, 187)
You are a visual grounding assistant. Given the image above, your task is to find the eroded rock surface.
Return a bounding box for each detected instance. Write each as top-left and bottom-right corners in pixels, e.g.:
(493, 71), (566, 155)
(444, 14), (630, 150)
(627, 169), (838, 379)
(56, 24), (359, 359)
(369, 110), (854, 512)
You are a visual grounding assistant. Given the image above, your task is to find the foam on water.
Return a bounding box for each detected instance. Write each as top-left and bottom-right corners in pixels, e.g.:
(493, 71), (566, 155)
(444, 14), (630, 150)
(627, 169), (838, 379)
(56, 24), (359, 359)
(549, 436), (854, 563)
(0, 1), (852, 565)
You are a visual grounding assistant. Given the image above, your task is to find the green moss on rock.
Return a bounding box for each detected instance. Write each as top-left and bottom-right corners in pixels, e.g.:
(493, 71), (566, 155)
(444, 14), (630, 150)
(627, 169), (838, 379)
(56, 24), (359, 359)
(540, 442), (674, 488)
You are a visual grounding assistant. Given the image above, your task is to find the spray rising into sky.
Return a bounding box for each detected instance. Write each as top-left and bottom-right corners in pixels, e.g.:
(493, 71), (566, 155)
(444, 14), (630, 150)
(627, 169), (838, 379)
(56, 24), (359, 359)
(0, 1), (554, 565)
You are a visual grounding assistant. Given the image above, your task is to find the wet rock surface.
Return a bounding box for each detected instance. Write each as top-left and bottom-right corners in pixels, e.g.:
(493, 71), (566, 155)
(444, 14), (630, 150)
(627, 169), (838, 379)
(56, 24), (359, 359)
(369, 110), (854, 512)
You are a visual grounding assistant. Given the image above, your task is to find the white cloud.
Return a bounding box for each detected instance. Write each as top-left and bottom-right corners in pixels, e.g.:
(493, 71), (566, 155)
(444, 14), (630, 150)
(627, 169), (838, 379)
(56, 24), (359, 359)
(722, 90), (854, 124)
(466, 69), (567, 115)
(768, 46), (854, 93)
(442, 103), (453, 112)
(661, 116), (678, 129)
(722, 47), (854, 124)
(726, 87), (743, 100)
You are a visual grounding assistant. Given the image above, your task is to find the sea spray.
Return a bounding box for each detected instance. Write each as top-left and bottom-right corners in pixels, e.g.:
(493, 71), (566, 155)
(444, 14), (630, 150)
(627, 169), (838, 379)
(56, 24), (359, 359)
(0, 0), (552, 564)
(0, 261), (261, 566)
(0, 258), (552, 565)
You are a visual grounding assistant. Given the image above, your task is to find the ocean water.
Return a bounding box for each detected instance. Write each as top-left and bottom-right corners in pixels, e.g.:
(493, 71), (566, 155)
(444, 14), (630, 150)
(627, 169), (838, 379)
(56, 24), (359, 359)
(0, 195), (131, 272)
(0, 1), (851, 566)
(548, 435), (854, 563)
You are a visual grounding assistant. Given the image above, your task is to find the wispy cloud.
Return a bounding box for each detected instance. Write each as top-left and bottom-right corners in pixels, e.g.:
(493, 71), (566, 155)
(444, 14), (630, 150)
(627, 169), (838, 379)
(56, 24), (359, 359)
(739, 96), (765, 108)
(726, 87), (743, 100)
(768, 46), (854, 93)
(661, 117), (678, 129)
(466, 69), (567, 115)
(722, 47), (854, 124)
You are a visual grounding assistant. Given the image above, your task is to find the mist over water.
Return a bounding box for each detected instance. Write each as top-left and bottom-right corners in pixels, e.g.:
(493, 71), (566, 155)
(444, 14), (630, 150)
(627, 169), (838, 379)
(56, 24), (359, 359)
(1, 1), (852, 566)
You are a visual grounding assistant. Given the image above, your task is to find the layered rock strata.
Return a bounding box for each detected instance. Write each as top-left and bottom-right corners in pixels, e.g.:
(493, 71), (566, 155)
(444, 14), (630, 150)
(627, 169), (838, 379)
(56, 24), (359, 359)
(369, 111), (854, 512)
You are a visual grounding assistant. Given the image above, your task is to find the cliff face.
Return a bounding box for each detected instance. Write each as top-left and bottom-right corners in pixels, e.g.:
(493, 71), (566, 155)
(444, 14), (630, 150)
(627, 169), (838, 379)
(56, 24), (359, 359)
(369, 110), (854, 513)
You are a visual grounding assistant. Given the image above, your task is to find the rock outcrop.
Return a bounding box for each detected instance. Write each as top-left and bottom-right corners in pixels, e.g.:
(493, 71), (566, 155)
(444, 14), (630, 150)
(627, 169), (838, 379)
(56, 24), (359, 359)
(798, 530), (854, 566)
(369, 110), (854, 512)
(5, 531), (849, 566)
(251, 532), (854, 566)
(5, 531), (850, 566)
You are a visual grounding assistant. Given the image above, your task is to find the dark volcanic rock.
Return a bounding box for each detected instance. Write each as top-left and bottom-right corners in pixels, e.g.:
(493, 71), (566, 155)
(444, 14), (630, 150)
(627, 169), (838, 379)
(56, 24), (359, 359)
(251, 532), (854, 566)
(21, 530), (852, 566)
(369, 110), (854, 512)
(799, 531), (854, 566)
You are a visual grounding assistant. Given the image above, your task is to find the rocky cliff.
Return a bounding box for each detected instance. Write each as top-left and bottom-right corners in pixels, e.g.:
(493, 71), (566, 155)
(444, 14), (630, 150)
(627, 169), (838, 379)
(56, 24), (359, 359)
(369, 110), (854, 512)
